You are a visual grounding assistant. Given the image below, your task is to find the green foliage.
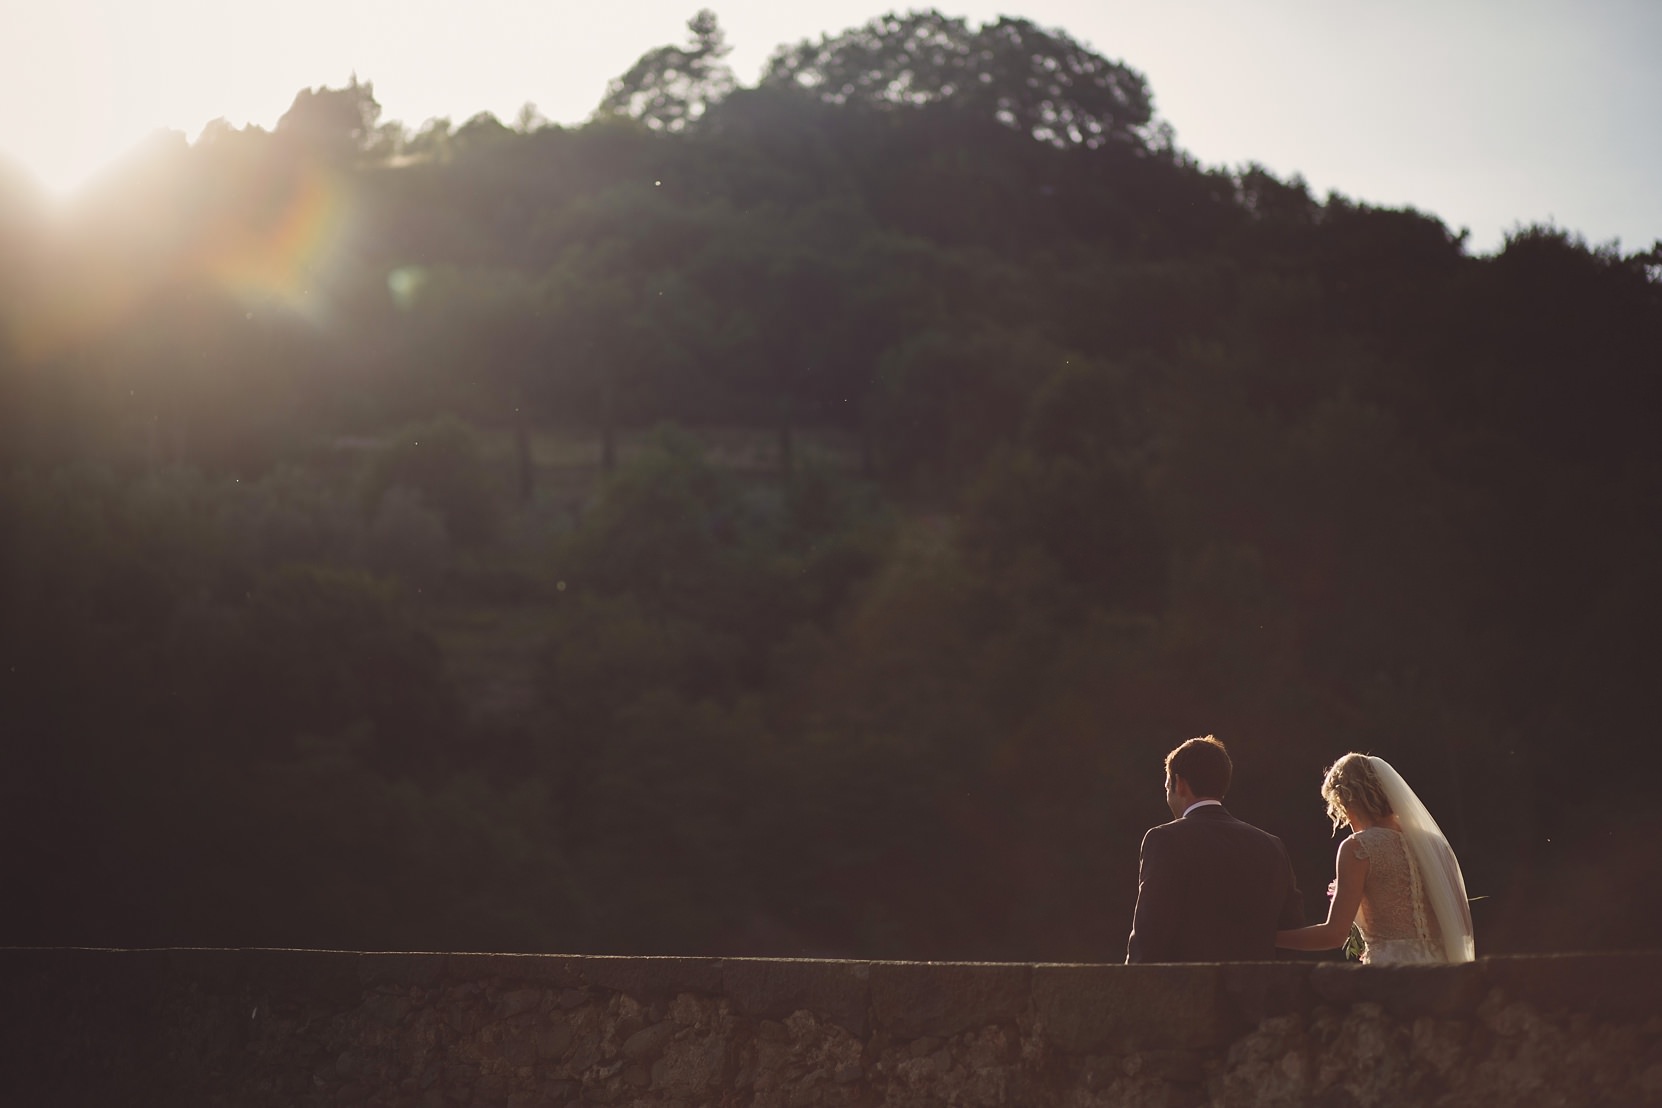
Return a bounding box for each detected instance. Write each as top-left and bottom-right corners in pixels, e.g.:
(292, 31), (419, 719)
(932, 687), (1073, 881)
(223, 565), (457, 764)
(763, 10), (1155, 148)
(365, 485), (450, 583)
(275, 76), (383, 163)
(218, 464), (365, 570)
(598, 10), (736, 132)
(961, 446), (1168, 613)
(360, 417), (502, 546)
(539, 591), (743, 734)
(872, 327), (1065, 486)
(559, 427), (747, 612)
(1020, 355), (1141, 465)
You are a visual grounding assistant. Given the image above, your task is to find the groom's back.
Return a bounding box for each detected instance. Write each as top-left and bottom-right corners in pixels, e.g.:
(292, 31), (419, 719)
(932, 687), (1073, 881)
(1126, 807), (1303, 962)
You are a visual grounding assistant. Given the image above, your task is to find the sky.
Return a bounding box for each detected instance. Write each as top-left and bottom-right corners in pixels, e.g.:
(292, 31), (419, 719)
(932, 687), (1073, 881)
(3, 0), (1658, 254)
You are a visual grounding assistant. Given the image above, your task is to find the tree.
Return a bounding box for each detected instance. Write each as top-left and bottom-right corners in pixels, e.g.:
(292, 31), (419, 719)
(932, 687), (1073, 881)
(691, 211), (846, 477)
(360, 416), (503, 546)
(534, 185), (722, 470)
(276, 76), (383, 163)
(216, 565), (458, 767)
(966, 16), (1156, 148)
(405, 117), (455, 162)
(542, 250), (660, 473)
(454, 111), (514, 152)
(405, 267), (547, 501)
(597, 9), (737, 132)
(762, 10), (1156, 148)
(870, 326), (1066, 487)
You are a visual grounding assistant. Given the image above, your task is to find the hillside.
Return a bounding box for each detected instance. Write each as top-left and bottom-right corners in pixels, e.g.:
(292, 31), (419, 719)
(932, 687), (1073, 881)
(2, 11), (1660, 959)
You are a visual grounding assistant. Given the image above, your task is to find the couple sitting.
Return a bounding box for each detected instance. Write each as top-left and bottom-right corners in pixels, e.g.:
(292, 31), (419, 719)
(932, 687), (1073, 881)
(1126, 735), (1475, 965)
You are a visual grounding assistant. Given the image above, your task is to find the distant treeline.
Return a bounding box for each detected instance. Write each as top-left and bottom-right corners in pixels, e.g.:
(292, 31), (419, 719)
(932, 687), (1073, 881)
(2, 10), (1659, 958)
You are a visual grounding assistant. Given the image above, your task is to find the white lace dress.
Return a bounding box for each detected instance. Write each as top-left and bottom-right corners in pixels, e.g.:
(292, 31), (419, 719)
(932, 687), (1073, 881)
(1351, 826), (1446, 964)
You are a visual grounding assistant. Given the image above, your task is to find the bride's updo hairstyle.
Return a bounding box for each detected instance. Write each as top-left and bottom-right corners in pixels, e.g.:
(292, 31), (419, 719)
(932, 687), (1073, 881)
(1320, 753), (1394, 831)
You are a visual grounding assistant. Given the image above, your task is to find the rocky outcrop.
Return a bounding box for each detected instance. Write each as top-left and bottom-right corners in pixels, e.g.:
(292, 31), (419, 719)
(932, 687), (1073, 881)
(2, 949), (1658, 1106)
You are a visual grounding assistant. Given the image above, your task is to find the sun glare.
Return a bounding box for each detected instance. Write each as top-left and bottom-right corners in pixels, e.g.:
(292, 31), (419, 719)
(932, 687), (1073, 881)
(0, 0), (258, 200)
(0, 0), (133, 197)
(8, 140), (127, 201)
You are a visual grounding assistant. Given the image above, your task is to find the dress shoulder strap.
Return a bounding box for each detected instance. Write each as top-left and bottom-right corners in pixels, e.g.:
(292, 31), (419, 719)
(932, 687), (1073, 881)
(1349, 827), (1384, 860)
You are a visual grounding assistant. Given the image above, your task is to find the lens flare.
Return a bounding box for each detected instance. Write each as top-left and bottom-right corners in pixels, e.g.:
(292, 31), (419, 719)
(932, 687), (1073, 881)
(10, 149), (353, 362)
(388, 265), (427, 311)
(196, 159), (348, 321)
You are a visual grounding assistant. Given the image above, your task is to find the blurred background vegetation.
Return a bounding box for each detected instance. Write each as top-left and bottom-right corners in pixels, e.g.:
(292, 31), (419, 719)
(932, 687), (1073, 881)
(2, 10), (1660, 959)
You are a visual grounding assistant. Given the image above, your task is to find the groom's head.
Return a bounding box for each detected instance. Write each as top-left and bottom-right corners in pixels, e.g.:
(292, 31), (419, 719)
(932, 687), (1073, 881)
(1164, 735), (1232, 817)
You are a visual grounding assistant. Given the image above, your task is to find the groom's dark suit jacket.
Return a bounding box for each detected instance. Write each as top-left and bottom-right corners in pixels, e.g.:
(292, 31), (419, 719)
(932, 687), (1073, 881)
(1126, 804), (1305, 963)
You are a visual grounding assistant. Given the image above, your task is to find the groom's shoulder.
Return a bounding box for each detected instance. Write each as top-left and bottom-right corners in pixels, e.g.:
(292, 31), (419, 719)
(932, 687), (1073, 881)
(1153, 808), (1281, 841)
(1230, 814), (1296, 856)
(1137, 818), (1185, 854)
(1141, 814), (1214, 845)
(1221, 809), (1284, 838)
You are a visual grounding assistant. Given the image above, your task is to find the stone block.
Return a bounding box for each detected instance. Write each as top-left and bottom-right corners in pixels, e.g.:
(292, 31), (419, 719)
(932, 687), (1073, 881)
(1032, 962), (1226, 1053)
(722, 958), (871, 1036)
(869, 961), (1029, 1040)
(354, 951), (448, 989)
(535, 1019), (575, 1060)
(360, 991), (412, 1028)
(1482, 952), (1662, 1022)
(580, 956), (723, 998)
(621, 1020), (677, 1061)
(1122, 1047), (1207, 1083)
(239, 948), (363, 1005)
(29, 947), (170, 1004)
(543, 1079), (580, 1105)
(173, 946), (250, 990)
(1310, 961), (1486, 1019)
(1217, 961), (1314, 1028)
(442, 953), (587, 989)
(494, 988), (545, 1019)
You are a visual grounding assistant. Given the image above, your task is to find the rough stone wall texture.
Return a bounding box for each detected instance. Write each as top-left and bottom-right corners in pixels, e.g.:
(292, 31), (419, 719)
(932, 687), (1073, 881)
(2, 949), (1658, 1107)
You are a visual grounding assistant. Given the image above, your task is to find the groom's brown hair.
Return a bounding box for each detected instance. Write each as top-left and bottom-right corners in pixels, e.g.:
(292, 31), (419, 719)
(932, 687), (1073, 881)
(1165, 735), (1232, 799)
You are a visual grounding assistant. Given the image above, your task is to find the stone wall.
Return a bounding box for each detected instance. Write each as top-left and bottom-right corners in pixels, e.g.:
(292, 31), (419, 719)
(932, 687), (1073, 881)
(2, 948), (1658, 1107)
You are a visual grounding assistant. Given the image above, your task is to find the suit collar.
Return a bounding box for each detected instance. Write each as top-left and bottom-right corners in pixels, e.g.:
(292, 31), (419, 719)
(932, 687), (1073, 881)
(1182, 803), (1233, 820)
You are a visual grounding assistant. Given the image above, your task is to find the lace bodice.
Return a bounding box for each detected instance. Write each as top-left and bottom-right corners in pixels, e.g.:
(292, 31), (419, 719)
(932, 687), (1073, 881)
(1351, 826), (1441, 963)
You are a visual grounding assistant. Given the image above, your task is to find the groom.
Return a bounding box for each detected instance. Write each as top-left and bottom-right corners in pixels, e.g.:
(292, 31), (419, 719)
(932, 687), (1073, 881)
(1126, 735), (1305, 962)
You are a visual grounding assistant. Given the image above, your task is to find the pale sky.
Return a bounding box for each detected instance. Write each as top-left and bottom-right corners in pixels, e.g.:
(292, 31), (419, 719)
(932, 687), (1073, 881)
(3, 0), (1658, 254)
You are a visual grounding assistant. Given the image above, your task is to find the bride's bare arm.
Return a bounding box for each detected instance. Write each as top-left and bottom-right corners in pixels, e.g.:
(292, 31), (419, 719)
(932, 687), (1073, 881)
(1276, 837), (1368, 950)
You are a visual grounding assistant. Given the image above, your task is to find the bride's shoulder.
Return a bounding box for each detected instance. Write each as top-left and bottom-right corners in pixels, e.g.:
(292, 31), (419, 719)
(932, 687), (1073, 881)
(1348, 825), (1397, 856)
(1341, 828), (1379, 857)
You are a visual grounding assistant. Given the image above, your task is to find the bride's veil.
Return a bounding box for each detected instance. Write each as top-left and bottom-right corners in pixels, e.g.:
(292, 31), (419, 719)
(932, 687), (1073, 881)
(1368, 756), (1476, 962)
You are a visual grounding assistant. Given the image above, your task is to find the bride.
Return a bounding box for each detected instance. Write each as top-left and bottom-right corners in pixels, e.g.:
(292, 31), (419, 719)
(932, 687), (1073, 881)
(1275, 753), (1475, 964)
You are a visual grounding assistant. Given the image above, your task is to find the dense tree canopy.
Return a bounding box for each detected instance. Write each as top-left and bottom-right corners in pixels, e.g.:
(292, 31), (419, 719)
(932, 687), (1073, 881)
(2, 10), (1660, 960)
(761, 9), (1157, 148)
(600, 9), (737, 132)
(276, 76), (386, 162)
